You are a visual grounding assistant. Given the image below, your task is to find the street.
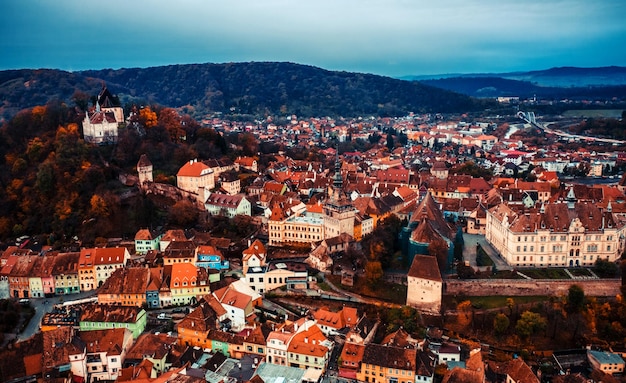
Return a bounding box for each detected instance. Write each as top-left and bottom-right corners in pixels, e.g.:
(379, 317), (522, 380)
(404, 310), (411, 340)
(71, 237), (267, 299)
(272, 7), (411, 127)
(17, 290), (97, 342)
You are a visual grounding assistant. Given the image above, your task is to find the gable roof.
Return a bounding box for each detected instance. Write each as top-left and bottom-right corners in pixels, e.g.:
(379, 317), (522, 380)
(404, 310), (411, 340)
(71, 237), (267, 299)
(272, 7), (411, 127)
(408, 255), (442, 282)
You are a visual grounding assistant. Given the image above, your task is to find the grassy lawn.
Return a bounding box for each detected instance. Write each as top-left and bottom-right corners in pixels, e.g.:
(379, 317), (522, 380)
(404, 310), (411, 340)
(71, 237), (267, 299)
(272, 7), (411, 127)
(490, 270), (525, 279)
(476, 245), (494, 267)
(519, 268), (570, 279)
(326, 274), (408, 305)
(568, 268), (593, 277)
(443, 295), (549, 310)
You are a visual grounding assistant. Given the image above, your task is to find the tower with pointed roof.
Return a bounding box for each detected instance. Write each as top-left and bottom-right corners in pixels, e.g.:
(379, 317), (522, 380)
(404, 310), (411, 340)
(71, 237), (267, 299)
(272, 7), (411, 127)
(323, 152), (357, 239)
(82, 83), (124, 144)
(137, 154), (153, 187)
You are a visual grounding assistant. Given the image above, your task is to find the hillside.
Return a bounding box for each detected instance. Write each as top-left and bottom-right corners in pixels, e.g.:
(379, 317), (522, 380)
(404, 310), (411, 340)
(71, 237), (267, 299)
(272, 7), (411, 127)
(0, 62), (490, 121)
(419, 76), (626, 99)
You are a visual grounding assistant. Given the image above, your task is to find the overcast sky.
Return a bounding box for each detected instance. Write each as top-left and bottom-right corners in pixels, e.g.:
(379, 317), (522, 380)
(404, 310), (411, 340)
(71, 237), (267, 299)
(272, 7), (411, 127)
(1, 0), (625, 77)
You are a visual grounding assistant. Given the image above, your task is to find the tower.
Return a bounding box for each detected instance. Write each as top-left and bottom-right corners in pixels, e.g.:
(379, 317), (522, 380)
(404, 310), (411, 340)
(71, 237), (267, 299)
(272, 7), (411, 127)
(137, 154), (153, 187)
(323, 151), (357, 239)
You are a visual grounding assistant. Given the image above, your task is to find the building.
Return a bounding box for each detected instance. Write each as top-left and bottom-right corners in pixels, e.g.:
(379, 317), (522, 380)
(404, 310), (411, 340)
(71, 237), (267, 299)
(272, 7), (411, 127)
(125, 333), (178, 377)
(356, 343), (417, 383)
(323, 156), (357, 239)
(195, 245), (229, 271)
(78, 247), (130, 291)
(242, 239), (267, 274)
(587, 350), (625, 375)
(176, 298), (224, 349)
(134, 228), (161, 254)
(170, 263), (211, 306)
(212, 280), (261, 332)
(97, 267), (151, 307)
(245, 261), (309, 294)
(485, 196), (626, 268)
(205, 192), (251, 218)
(287, 322), (333, 371)
(177, 159), (215, 201)
(52, 252), (80, 295)
(136, 154), (153, 186)
(313, 306), (359, 336)
(82, 85), (123, 144)
(79, 304), (147, 339)
(406, 255), (442, 315)
(71, 328), (133, 382)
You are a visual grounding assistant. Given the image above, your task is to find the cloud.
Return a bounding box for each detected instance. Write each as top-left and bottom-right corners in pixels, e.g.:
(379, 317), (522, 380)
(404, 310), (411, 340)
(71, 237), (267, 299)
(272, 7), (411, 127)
(1, 0), (625, 75)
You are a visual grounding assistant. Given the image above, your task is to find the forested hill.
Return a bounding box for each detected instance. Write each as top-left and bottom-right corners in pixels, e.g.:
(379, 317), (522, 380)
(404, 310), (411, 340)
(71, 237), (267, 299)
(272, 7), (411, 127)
(0, 62), (490, 121)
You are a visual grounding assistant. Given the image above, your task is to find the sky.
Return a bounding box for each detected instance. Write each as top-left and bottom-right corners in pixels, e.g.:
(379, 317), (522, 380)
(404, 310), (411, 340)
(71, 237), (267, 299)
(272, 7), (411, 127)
(1, 0), (625, 77)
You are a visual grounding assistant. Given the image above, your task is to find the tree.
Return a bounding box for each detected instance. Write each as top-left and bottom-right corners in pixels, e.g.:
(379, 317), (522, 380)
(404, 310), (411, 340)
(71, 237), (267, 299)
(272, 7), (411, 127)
(515, 311), (547, 340)
(168, 200), (199, 227)
(567, 284), (585, 314)
(428, 238), (448, 274)
(386, 132), (394, 151)
(493, 313), (510, 338)
(365, 261), (383, 287)
(139, 107), (158, 129)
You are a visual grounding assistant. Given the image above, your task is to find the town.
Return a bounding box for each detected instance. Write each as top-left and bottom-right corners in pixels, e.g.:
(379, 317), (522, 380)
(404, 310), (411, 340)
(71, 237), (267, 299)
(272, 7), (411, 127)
(1, 85), (626, 383)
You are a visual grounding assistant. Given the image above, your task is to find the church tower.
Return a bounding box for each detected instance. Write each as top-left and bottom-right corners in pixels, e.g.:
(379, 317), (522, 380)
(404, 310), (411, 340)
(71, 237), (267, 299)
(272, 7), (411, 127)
(323, 151), (357, 239)
(137, 154), (153, 187)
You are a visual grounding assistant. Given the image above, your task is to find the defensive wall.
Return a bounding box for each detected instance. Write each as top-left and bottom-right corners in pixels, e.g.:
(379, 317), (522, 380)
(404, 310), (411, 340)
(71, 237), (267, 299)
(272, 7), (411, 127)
(444, 278), (622, 297)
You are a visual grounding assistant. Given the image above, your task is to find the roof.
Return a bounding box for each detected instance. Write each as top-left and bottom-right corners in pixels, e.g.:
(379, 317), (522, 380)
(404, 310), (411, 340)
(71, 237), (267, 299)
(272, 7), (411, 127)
(408, 255), (442, 282)
(79, 328), (130, 355)
(588, 350), (625, 365)
(361, 343), (416, 371)
(137, 153), (153, 168)
(177, 159), (211, 177)
(79, 247), (128, 268)
(99, 267), (150, 295)
(80, 304), (144, 324)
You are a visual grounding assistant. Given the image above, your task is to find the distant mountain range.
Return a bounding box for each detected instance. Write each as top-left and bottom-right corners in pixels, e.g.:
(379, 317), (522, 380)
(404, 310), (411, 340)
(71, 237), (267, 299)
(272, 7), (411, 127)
(401, 66), (626, 99)
(0, 62), (488, 121)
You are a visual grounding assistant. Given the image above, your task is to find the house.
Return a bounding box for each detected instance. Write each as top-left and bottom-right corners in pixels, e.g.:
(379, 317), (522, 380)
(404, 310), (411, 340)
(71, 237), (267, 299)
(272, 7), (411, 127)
(195, 245), (229, 272)
(177, 159), (215, 201)
(163, 240), (196, 265)
(159, 229), (188, 252)
(338, 342), (365, 379)
(134, 228), (162, 254)
(587, 350), (625, 375)
(415, 350), (437, 383)
(78, 247), (130, 291)
(205, 192), (251, 218)
(406, 255), (442, 315)
(356, 343), (417, 383)
(71, 328), (134, 382)
(235, 156), (258, 173)
(212, 280), (262, 332)
(487, 358), (539, 383)
(124, 333), (178, 377)
(170, 263), (211, 306)
(313, 306), (359, 336)
(79, 304), (147, 339)
(51, 252), (80, 295)
(97, 267), (151, 307)
(8, 254), (37, 298)
(219, 171), (241, 195)
(245, 261), (309, 293)
(176, 297), (225, 349)
(287, 321), (333, 371)
(82, 84), (123, 144)
(242, 239), (267, 274)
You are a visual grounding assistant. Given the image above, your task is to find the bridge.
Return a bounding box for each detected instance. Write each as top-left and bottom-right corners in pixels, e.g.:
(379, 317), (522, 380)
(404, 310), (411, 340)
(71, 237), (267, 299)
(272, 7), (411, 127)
(517, 110), (626, 145)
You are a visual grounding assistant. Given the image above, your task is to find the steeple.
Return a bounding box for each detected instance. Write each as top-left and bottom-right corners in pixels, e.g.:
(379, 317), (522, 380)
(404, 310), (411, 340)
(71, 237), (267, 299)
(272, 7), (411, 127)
(333, 149), (343, 192)
(566, 186), (577, 210)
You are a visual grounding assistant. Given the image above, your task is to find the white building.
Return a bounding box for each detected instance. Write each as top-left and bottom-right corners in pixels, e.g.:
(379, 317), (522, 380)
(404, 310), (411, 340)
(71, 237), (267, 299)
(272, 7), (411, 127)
(486, 197), (626, 268)
(406, 255), (442, 315)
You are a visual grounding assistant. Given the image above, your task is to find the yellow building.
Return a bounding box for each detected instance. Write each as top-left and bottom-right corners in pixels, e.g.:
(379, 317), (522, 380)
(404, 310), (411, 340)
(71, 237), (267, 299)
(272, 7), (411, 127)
(357, 344), (416, 383)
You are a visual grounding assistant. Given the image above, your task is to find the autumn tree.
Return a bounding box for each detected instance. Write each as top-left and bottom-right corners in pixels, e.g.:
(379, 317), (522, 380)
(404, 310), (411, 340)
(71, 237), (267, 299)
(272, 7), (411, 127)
(566, 284), (586, 314)
(158, 108), (185, 143)
(168, 200), (200, 227)
(515, 311), (547, 340)
(365, 261), (383, 287)
(493, 313), (510, 338)
(139, 106), (158, 128)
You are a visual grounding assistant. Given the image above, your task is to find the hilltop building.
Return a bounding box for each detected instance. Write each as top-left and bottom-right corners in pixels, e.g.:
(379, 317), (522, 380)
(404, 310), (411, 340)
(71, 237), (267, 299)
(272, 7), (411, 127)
(82, 84), (123, 144)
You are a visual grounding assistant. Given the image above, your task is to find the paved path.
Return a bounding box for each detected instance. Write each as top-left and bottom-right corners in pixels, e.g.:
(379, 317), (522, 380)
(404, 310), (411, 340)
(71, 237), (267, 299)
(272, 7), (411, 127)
(462, 233), (513, 271)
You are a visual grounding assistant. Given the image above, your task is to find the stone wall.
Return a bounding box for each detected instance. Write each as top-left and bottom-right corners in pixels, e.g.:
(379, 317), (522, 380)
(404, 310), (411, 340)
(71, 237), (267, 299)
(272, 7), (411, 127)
(444, 279), (621, 297)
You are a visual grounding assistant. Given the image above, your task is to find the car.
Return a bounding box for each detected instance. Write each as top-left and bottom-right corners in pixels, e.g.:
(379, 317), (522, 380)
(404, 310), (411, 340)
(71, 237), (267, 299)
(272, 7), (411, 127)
(19, 298), (30, 305)
(172, 307), (185, 313)
(157, 313), (171, 320)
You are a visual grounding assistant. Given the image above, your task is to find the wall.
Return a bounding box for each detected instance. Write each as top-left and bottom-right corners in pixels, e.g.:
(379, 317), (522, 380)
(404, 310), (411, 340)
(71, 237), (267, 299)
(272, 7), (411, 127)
(445, 279), (621, 297)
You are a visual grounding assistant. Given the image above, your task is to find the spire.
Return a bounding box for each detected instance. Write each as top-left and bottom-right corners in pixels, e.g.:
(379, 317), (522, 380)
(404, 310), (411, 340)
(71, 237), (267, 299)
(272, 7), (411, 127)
(607, 200), (613, 213)
(333, 149), (342, 191)
(566, 186), (576, 210)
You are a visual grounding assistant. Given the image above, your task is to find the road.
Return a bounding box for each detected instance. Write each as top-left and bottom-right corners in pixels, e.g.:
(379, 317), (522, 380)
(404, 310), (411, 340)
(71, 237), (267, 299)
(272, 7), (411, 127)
(17, 290), (97, 342)
(462, 233), (512, 271)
